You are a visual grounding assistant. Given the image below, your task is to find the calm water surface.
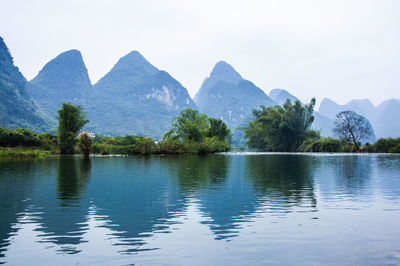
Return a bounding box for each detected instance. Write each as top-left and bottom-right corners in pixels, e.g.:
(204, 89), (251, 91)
(1, 153), (400, 265)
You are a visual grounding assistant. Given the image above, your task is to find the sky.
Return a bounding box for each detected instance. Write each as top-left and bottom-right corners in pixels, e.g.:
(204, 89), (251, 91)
(1, 0), (399, 107)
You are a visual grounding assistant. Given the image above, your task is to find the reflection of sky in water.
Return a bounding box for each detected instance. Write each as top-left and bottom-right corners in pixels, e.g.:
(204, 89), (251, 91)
(1, 154), (400, 265)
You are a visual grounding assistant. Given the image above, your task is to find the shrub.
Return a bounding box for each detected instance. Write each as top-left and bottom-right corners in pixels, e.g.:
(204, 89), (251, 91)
(374, 138), (400, 153)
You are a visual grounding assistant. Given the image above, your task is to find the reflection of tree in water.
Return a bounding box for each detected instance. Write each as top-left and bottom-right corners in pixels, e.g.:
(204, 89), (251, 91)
(161, 155), (230, 194)
(246, 155), (317, 208)
(331, 156), (373, 196)
(375, 155), (400, 199)
(57, 157), (91, 205)
(34, 157), (92, 254)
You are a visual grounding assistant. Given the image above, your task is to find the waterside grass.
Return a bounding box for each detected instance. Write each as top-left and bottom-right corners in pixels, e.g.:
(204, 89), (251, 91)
(0, 148), (50, 159)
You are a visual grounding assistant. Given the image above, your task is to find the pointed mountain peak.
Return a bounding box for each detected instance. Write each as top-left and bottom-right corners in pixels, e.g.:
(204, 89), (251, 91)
(210, 60), (243, 84)
(46, 49), (84, 66)
(112, 50), (158, 76)
(320, 98), (338, 105)
(347, 98), (374, 107)
(269, 88), (291, 99)
(31, 49), (91, 85)
(269, 88), (300, 105)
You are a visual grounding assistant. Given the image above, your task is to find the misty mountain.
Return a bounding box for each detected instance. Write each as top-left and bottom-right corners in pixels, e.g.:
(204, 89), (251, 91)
(374, 99), (400, 138)
(319, 98), (400, 138)
(194, 61), (276, 129)
(0, 37), (50, 132)
(86, 51), (196, 139)
(269, 89), (335, 137)
(26, 50), (92, 124)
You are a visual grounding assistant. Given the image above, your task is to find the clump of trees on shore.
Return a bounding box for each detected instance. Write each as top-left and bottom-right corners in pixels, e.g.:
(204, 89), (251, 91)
(1, 101), (400, 157)
(1, 105), (231, 157)
(244, 99), (317, 151)
(243, 99), (399, 153)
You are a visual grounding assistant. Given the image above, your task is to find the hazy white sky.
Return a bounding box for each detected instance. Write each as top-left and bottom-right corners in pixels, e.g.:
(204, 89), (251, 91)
(1, 0), (399, 106)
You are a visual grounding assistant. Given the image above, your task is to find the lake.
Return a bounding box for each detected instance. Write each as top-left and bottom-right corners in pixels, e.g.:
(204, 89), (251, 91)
(1, 153), (400, 265)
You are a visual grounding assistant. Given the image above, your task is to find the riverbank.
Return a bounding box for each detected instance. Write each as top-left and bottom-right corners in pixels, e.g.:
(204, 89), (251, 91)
(0, 148), (51, 158)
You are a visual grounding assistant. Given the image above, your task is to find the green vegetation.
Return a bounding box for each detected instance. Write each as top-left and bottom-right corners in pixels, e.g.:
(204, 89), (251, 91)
(0, 148), (50, 158)
(57, 103), (88, 154)
(299, 137), (400, 153)
(0, 37), (51, 132)
(244, 99), (317, 151)
(92, 136), (155, 155)
(371, 138), (400, 153)
(299, 137), (344, 152)
(162, 109), (231, 154)
(78, 132), (92, 158)
(0, 127), (57, 151)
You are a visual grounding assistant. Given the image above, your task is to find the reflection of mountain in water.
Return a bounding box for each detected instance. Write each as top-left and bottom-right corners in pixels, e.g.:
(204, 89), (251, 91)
(196, 156), (257, 240)
(86, 157), (188, 253)
(162, 155), (245, 240)
(0, 160), (39, 261)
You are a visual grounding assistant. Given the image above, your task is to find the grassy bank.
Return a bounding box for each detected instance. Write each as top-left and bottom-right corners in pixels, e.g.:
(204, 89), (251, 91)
(0, 148), (51, 158)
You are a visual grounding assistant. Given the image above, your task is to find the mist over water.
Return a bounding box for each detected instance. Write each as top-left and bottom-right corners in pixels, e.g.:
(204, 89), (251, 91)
(1, 154), (400, 265)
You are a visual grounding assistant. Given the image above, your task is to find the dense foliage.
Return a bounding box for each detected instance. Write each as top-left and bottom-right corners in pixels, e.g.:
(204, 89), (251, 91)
(78, 132), (92, 158)
(299, 137), (343, 152)
(91, 135), (155, 155)
(0, 127), (57, 149)
(244, 99), (316, 151)
(162, 109), (231, 154)
(372, 138), (400, 153)
(57, 103), (88, 154)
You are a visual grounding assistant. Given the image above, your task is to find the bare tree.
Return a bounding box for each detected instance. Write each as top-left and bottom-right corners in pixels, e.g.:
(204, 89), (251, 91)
(333, 110), (374, 150)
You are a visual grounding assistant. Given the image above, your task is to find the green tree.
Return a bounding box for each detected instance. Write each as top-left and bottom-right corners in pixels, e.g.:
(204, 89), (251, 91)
(164, 109), (209, 142)
(207, 117), (231, 141)
(244, 99), (316, 151)
(78, 132), (92, 158)
(57, 103), (88, 154)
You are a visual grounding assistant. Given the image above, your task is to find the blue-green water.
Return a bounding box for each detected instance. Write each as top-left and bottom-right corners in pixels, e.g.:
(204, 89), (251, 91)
(1, 154), (400, 265)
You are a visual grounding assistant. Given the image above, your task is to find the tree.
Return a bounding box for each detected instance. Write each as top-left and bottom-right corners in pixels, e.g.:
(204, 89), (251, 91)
(244, 98), (316, 151)
(163, 109), (209, 142)
(333, 110), (373, 150)
(78, 132), (92, 158)
(207, 117), (231, 141)
(57, 103), (88, 154)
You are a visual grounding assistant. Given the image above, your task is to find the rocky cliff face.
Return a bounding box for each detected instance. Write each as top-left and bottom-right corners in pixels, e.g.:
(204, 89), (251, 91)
(86, 51), (196, 138)
(27, 49), (92, 124)
(195, 61), (276, 129)
(0, 37), (50, 131)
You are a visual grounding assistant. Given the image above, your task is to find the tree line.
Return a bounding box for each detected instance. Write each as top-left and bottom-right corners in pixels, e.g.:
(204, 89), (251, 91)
(1, 100), (399, 157)
(243, 99), (398, 153)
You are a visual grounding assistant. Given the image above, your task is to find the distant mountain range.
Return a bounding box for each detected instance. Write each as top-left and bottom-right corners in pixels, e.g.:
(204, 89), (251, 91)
(318, 98), (400, 138)
(0, 36), (398, 141)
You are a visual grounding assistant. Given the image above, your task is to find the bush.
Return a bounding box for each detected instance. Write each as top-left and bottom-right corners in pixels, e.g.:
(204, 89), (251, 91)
(374, 138), (400, 153)
(0, 127), (42, 147)
(388, 143), (400, 153)
(299, 138), (343, 152)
